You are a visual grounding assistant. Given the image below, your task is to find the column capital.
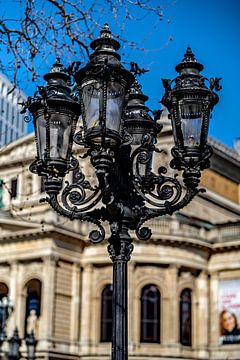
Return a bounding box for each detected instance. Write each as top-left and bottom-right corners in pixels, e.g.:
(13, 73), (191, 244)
(83, 263), (93, 272)
(42, 254), (59, 265)
(8, 260), (18, 268)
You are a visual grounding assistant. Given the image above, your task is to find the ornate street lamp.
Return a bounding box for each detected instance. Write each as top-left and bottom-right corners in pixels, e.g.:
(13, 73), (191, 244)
(25, 24), (221, 360)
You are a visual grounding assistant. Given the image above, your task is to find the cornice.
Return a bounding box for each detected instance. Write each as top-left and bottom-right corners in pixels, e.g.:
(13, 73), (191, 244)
(0, 224), (87, 247)
(209, 136), (240, 163)
(0, 215), (239, 255)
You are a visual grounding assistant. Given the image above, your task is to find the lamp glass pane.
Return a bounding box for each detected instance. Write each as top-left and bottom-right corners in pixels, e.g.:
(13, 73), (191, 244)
(106, 82), (125, 133)
(36, 114), (46, 160)
(49, 112), (72, 160)
(82, 81), (100, 130)
(179, 102), (203, 147)
(36, 111), (74, 161)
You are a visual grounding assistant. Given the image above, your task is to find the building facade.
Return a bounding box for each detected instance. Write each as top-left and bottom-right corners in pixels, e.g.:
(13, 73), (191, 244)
(0, 73), (27, 148)
(0, 121), (239, 360)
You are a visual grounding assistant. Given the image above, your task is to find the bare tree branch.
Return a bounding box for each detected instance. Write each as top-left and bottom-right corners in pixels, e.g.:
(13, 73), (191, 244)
(0, 0), (172, 86)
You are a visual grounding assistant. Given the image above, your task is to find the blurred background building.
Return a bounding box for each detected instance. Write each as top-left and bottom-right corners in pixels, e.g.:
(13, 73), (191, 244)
(0, 73), (27, 148)
(0, 110), (239, 360)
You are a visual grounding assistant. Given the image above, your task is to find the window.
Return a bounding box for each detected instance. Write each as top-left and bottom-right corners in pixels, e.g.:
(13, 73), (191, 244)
(16, 111), (20, 129)
(100, 284), (113, 342)
(140, 284), (160, 343)
(10, 128), (13, 142)
(4, 127), (8, 144)
(180, 288), (192, 346)
(1, 98), (4, 113)
(25, 279), (41, 336)
(0, 283), (8, 299)
(6, 103), (9, 120)
(10, 178), (18, 199)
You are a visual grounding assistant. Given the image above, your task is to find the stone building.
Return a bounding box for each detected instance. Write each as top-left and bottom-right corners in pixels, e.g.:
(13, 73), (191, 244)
(0, 120), (239, 360)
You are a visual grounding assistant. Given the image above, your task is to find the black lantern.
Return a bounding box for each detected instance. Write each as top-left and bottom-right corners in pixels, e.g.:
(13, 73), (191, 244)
(28, 58), (81, 177)
(162, 47), (220, 169)
(75, 24), (134, 147)
(25, 332), (37, 360)
(8, 328), (21, 360)
(124, 81), (161, 177)
(124, 80), (160, 145)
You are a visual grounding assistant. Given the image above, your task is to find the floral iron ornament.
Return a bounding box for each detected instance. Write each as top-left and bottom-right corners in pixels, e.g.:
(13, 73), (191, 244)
(24, 25), (221, 360)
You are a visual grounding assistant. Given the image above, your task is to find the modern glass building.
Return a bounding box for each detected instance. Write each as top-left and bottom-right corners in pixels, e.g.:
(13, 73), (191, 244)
(0, 73), (27, 147)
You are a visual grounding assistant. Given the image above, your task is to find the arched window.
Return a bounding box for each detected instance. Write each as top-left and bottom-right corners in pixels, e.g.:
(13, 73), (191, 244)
(25, 279), (42, 336)
(100, 284), (113, 342)
(180, 288), (192, 346)
(0, 283), (8, 299)
(140, 284), (160, 343)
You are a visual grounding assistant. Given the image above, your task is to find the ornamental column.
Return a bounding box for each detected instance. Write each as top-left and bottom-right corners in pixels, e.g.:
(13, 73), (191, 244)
(163, 265), (179, 346)
(209, 271), (219, 350)
(40, 255), (57, 346)
(80, 263), (93, 354)
(195, 270), (209, 355)
(70, 262), (81, 352)
(8, 261), (18, 335)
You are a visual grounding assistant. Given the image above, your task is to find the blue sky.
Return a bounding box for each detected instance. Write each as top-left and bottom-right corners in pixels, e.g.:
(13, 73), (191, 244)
(118, 0), (240, 148)
(1, 0), (239, 148)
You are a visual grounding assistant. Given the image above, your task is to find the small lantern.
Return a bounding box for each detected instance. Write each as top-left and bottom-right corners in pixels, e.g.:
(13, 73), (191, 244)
(162, 47), (220, 168)
(25, 332), (37, 360)
(8, 328), (21, 360)
(28, 58), (81, 177)
(124, 80), (160, 145)
(75, 24), (134, 147)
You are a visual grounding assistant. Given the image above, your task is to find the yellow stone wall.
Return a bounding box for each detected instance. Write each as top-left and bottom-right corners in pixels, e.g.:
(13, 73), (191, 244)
(201, 169), (239, 204)
(54, 260), (73, 341)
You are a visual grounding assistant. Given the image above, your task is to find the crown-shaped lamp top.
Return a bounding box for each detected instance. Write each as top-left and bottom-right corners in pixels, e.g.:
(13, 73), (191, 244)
(90, 23), (121, 60)
(175, 46), (204, 74)
(44, 57), (69, 82)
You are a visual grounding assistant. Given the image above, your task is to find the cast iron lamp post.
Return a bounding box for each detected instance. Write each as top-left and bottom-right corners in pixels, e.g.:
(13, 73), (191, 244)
(24, 24), (221, 360)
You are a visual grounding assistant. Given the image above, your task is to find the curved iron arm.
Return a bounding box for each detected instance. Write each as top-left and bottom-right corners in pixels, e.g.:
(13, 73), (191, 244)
(134, 186), (203, 241)
(43, 192), (106, 243)
(40, 134), (208, 245)
(128, 132), (208, 240)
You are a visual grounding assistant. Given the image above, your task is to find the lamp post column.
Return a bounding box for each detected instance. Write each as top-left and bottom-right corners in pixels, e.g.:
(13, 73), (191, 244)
(108, 224), (133, 360)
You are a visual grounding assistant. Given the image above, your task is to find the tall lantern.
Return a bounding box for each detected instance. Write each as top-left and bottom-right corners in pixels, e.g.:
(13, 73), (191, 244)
(28, 59), (81, 178)
(75, 24), (134, 147)
(162, 47), (220, 169)
(124, 81), (161, 177)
